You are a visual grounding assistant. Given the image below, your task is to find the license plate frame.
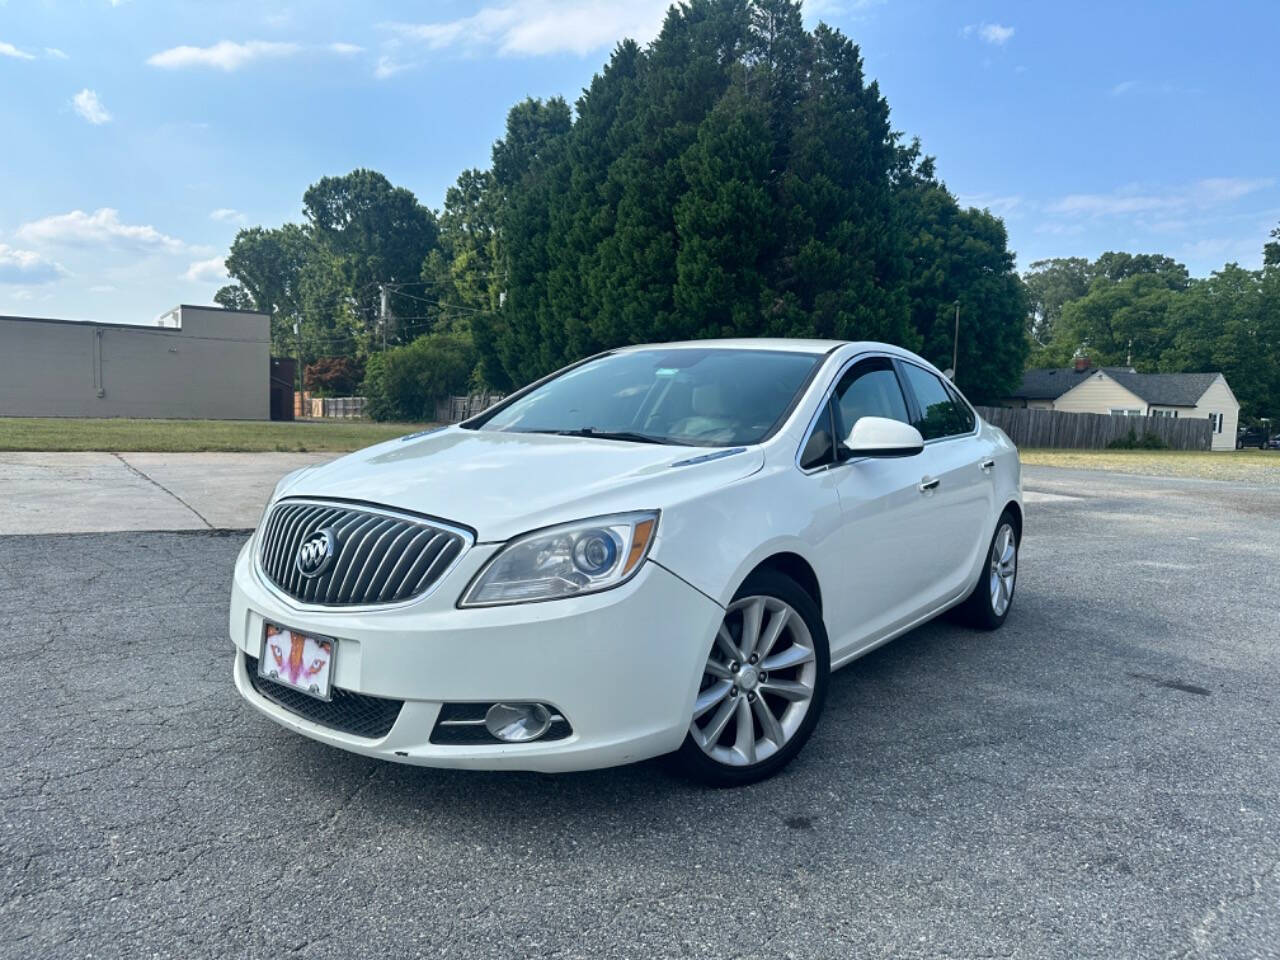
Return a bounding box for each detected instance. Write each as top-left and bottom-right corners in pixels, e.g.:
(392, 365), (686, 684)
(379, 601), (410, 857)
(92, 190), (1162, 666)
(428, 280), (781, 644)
(259, 622), (337, 701)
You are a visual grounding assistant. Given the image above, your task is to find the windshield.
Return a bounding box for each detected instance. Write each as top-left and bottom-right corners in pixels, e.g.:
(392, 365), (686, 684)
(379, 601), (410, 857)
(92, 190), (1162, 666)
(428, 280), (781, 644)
(472, 348), (824, 446)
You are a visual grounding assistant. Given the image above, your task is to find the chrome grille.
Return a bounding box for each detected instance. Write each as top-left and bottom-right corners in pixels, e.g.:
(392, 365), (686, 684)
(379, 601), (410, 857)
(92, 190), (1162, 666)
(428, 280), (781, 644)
(257, 500), (467, 606)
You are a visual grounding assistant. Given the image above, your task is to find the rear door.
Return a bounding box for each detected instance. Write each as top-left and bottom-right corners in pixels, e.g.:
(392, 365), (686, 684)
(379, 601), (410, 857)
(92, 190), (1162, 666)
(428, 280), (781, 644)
(895, 361), (996, 604)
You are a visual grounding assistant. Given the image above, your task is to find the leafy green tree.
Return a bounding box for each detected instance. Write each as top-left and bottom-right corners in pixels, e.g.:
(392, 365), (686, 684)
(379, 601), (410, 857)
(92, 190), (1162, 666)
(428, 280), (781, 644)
(213, 283), (256, 311)
(225, 223), (312, 348)
(1023, 257), (1092, 348)
(1165, 266), (1280, 418)
(362, 331), (477, 421)
(303, 169), (439, 344)
(1265, 221), (1280, 269)
(1047, 273), (1180, 368)
(1092, 251), (1189, 289)
(478, 0), (982, 391)
(896, 152), (1028, 401)
(481, 97), (573, 387)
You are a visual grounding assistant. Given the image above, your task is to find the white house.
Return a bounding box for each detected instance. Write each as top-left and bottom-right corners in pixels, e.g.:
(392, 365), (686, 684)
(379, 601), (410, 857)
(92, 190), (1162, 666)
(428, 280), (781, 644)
(1003, 359), (1240, 451)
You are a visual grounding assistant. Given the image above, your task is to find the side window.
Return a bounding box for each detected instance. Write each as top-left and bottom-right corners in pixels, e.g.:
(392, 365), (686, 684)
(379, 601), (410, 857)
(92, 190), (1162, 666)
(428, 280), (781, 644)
(944, 381), (976, 433)
(799, 403), (836, 470)
(900, 363), (968, 441)
(831, 359), (911, 442)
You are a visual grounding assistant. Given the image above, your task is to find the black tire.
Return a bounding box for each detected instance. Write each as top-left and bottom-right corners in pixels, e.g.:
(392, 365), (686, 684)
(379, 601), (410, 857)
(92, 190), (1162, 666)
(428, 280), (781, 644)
(1236, 440), (1243, 449)
(669, 568), (829, 787)
(957, 510), (1020, 631)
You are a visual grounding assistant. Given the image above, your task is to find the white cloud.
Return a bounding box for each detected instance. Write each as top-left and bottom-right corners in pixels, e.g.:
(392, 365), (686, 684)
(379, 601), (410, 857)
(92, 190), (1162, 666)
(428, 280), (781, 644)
(147, 40), (301, 71)
(0, 40), (36, 60)
(210, 207), (247, 224)
(374, 55), (410, 79)
(1048, 178), (1274, 218)
(45, 47), (69, 60)
(17, 208), (185, 252)
(182, 256), (227, 283)
(963, 23), (1015, 46)
(958, 193), (1023, 218)
(89, 284), (117, 293)
(1111, 80), (1138, 96)
(329, 42), (363, 55)
(0, 244), (65, 284)
(72, 88), (112, 125)
(385, 0), (671, 58)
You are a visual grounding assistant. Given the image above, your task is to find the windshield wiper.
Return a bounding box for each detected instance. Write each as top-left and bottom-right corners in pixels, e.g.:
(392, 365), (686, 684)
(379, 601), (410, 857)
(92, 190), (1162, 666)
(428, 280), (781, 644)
(527, 428), (693, 445)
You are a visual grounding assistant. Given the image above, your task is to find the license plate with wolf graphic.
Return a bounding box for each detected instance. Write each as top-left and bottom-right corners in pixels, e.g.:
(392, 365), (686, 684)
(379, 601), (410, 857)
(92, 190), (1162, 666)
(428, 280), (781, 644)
(260, 623), (335, 700)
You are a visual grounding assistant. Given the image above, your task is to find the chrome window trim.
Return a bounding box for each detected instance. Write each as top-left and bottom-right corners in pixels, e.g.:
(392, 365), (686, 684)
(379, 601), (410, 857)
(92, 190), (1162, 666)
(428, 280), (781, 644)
(252, 498), (475, 614)
(794, 351), (980, 474)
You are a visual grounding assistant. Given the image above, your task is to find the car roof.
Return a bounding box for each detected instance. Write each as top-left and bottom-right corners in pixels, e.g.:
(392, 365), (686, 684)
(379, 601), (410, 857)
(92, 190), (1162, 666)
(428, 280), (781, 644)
(614, 338), (908, 357)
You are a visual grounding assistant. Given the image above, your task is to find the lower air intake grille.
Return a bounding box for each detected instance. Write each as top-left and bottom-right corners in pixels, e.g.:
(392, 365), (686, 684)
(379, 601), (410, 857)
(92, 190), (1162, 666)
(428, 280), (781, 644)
(246, 653), (403, 740)
(257, 500), (467, 607)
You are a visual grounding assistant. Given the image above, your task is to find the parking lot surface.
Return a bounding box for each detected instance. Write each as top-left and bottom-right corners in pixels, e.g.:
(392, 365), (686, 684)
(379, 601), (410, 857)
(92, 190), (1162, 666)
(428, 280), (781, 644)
(3, 467), (1279, 958)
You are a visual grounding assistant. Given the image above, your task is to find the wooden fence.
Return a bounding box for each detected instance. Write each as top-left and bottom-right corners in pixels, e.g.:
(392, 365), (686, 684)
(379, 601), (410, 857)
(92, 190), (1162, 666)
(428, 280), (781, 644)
(974, 406), (1212, 451)
(294, 395), (367, 419)
(435, 392), (505, 424)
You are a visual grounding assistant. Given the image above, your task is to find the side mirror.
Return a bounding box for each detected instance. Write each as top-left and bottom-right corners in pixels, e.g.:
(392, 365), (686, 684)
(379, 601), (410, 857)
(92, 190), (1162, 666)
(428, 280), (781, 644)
(842, 416), (924, 458)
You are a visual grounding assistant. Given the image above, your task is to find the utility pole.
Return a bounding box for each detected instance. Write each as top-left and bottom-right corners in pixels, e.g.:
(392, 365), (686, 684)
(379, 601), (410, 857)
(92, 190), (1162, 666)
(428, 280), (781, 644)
(952, 300), (960, 378)
(379, 283), (392, 351)
(294, 320), (302, 418)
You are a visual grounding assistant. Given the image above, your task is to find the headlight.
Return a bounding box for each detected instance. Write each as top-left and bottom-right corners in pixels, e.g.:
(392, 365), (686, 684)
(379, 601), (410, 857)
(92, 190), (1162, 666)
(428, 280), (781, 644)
(459, 511), (659, 607)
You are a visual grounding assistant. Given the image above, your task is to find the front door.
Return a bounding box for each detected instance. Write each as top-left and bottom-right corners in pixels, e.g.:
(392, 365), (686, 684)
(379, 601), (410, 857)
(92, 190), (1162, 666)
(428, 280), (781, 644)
(800, 357), (943, 660)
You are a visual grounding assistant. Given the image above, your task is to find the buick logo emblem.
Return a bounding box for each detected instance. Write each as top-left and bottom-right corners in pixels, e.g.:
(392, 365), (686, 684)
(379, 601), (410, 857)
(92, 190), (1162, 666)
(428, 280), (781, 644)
(296, 528), (336, 578)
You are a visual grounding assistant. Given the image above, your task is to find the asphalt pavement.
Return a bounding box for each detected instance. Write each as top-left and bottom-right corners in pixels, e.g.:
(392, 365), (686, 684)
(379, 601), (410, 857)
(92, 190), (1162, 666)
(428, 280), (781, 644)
(2, 467), (1278, 959)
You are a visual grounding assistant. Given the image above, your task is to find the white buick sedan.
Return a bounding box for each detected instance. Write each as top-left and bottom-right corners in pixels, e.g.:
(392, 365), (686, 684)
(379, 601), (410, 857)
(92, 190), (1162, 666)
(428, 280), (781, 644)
(230, 340), (1022, 785)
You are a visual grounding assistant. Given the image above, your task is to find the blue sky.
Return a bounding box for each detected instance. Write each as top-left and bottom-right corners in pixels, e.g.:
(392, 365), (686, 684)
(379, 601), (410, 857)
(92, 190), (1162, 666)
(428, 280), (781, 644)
(2, 0), (1277, 325)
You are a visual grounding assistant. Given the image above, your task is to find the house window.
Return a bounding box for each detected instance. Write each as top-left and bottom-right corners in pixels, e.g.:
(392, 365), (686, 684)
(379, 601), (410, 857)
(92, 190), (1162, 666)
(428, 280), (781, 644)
(1152, 409), (1178, 419)
(1208, 412), (1222, 433)
(1110, 408), (1142, 417)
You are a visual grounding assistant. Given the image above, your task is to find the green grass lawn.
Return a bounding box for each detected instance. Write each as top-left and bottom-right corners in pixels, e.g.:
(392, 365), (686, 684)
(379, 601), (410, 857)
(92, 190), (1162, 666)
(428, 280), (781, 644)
(0, 417), (436, 453)
(1020, 447), (1280, 485)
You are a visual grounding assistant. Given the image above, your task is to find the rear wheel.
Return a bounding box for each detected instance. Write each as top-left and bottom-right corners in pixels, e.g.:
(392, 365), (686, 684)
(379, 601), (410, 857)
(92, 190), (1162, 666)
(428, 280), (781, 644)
(958, 511), (1019, 630)
(671, 569), (829, 787)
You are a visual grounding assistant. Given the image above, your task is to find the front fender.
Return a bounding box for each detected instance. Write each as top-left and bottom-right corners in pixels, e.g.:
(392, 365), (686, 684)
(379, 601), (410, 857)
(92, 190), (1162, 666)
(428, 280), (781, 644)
(651, 463), (840, 609)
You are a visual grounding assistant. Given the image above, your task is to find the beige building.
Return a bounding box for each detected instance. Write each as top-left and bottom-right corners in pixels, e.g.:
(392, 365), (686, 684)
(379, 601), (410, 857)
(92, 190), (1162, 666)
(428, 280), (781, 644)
(0, 305), (271, 420)
(1004, 360), (1240, 451)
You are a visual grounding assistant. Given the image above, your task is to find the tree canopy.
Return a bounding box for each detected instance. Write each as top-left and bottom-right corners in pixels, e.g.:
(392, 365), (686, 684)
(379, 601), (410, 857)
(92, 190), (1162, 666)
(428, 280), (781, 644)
(211, 0), (1055, 415)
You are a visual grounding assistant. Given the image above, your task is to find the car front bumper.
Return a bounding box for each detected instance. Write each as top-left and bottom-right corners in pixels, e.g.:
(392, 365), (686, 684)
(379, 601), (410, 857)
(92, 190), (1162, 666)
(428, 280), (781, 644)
(229, 538), (724, 772)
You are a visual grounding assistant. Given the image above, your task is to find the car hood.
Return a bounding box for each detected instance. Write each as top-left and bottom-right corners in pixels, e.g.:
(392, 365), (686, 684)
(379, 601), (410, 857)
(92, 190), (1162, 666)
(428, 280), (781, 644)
(279, 427), (764, 542)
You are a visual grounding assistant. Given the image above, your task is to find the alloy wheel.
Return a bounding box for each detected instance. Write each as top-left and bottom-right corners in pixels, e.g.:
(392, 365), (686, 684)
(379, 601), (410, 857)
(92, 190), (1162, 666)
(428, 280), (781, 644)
(689, 595), (817, 767)
(989, 522), (1017, 617)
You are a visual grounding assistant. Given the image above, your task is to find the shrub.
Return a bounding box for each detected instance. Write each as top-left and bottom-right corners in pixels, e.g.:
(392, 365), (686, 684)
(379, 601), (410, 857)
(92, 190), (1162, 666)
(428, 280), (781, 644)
(304, 355), (365, 396)
(363, 331), (477, 422)
(1108, 428), (1168, 450)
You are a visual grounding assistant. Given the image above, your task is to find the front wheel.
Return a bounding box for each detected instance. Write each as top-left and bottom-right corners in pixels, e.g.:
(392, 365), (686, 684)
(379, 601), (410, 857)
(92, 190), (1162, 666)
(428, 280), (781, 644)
(671, 569), (829, 787)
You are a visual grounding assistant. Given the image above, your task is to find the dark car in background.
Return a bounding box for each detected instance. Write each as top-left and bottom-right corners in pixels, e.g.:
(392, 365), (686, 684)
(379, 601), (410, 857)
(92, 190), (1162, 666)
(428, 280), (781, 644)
(1236, 426), (1270, 449)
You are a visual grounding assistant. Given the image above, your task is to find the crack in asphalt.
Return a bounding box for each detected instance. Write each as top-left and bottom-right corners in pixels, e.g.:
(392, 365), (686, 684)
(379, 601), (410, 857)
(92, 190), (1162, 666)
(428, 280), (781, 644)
(109, 452), (213, 528)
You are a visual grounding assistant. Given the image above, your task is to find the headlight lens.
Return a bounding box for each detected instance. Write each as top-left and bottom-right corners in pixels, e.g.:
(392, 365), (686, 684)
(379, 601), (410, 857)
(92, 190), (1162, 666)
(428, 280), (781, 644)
(459, 511), (659, 607)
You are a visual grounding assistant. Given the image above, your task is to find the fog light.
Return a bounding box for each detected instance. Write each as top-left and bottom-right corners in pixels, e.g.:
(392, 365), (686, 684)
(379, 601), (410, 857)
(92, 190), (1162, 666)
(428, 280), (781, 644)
(484, 702), (553, 743)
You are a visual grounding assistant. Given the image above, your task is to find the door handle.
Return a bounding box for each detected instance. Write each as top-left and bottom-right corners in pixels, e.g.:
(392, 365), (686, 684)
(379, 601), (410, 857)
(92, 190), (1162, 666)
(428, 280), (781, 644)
(918, 476), (941, 493)
(981, 458), (995, 473)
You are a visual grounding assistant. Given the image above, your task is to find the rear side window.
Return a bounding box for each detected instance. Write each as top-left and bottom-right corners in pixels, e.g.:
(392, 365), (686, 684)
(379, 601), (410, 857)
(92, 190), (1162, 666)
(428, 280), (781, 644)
(900, 363), (971, 440)
(944, 381), (976, 433)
